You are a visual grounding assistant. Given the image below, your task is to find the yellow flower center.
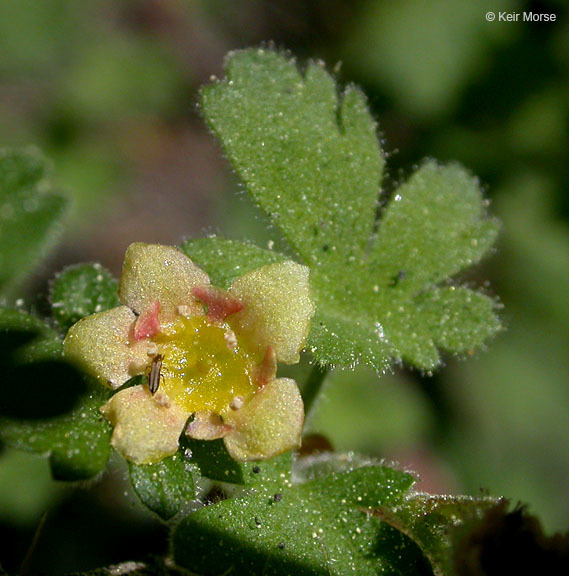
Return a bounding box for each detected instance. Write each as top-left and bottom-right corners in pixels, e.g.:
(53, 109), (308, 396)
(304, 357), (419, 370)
(154, 315), (257, 415)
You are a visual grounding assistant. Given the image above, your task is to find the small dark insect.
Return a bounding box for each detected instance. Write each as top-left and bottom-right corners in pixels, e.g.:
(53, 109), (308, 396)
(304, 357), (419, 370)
(148, 354), (164, 395)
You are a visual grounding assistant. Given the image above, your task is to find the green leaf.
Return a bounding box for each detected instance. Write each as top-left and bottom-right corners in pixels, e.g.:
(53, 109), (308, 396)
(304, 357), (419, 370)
(1, 386), (112, 481)
(185, 438), (292, 489)
(172, 461), (431, 576)
(50, 263), (120, 333)
(0, 307), (112, 480)
(1, 306), (87, 419)
(201, 49), (383, 270)
(308, 305), (392, 371)
(180, 236), (287, 289)
(367, 494), (501, 576)
(369, 162), (498, 293)
(129, 443), (196, 521)
(201, 49), (501, 371)
(0, 148), (67, 296)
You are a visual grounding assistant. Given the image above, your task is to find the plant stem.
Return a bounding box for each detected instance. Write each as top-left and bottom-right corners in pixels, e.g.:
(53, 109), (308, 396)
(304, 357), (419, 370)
(302, 363), (329, 420)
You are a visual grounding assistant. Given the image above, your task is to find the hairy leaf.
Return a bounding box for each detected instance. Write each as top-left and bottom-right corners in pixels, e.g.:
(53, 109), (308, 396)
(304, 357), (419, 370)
(129, 444), (196, 520)
(184, 438), (292, 489)
(1, 387), (111, 481)
(0, 148), (67, 296)
(172, 461), (428, 576)
(201, 49), (501, 371)
(50, 262), (120, 333)
(367, 494), (501, 576)
(201, 49), (384, 269)
(180, 236), (287, 289)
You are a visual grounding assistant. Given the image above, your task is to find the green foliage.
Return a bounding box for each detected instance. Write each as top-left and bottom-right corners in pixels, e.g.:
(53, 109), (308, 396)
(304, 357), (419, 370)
(182, 438), (292, 489)
(368, 494), (500, 576)
(50, 263), (120, 333)
(1, 306), (87, 420)
(180, 236), (286, 289)
(172, 454), (500, 575)
(1, 387), (111, 481)
(173, 460), (423, 575)
(0, 307), (111, 481)
(0, 148), (66, 296)
(199, 48), (500, 371)
(65, 557), (192, 576)
(129, 446), (196, 521)
(202, 49), (384, 269)
(0, 43), (509, 574)
(0, 254), (118, 481)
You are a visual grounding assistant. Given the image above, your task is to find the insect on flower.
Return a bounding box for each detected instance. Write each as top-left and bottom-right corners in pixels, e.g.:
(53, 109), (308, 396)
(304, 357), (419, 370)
(148, 353), (164, 395)
(64, 243), (313, 464)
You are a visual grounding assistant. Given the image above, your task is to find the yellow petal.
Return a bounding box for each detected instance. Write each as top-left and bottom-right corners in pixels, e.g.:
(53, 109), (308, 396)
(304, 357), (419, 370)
(229, 261), (314, 363)
(64, 306), (149, 389)
(118, 243), (209, 321)
(223, 378), (304, 461)
(101, 385), (189, 464)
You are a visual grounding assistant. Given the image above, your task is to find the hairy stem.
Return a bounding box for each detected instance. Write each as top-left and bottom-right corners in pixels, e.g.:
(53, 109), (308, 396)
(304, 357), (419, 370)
(302, 363), (329, 420)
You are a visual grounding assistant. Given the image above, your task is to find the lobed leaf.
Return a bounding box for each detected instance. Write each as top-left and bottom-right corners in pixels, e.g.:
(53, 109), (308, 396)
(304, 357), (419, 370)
(201, 49), (384, 270)
(50, 262), (120, 333)
(201, 49), (501, 371)
(0, 148), (67, 296)
(368, 162), (499, 294)
(308, 306), (391, 371)
(172, 462), (427, 576)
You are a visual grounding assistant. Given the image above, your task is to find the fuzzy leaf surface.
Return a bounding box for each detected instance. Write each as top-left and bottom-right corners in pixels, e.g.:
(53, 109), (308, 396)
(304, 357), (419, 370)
(367, 494), (502, 576)
(184, 438), (292, 489)
(50, 262), (120, 333)
(201, 49), (384, 269)
(201, 49), (500, 371)
(172, 462), (429, 576)
(0, 307), (111, 480)
(129, 444), (196, 521)
(0, 148), (66, 296)
(180, 236), (287, 289)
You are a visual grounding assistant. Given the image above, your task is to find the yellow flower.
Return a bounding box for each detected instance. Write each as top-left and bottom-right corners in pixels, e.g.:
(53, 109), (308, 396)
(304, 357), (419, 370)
(63, 243), (314, 465)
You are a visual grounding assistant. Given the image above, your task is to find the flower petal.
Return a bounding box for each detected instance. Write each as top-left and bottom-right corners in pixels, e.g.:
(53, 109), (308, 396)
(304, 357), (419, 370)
(185, 411), (232, 440)
(252, 346), (277, 388)
(101, 385), (189, 464)
(229, 261), (314, 363)
(133, 300), (161, 341)
(118, 243), (209, 321)
(192, 285), (243, 323)
(64, 306), (149, 388)
(223, 378), (304, 461)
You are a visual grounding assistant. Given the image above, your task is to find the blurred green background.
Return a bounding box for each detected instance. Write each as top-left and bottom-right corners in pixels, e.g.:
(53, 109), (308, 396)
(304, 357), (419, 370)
(1, 0), (568, 572)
